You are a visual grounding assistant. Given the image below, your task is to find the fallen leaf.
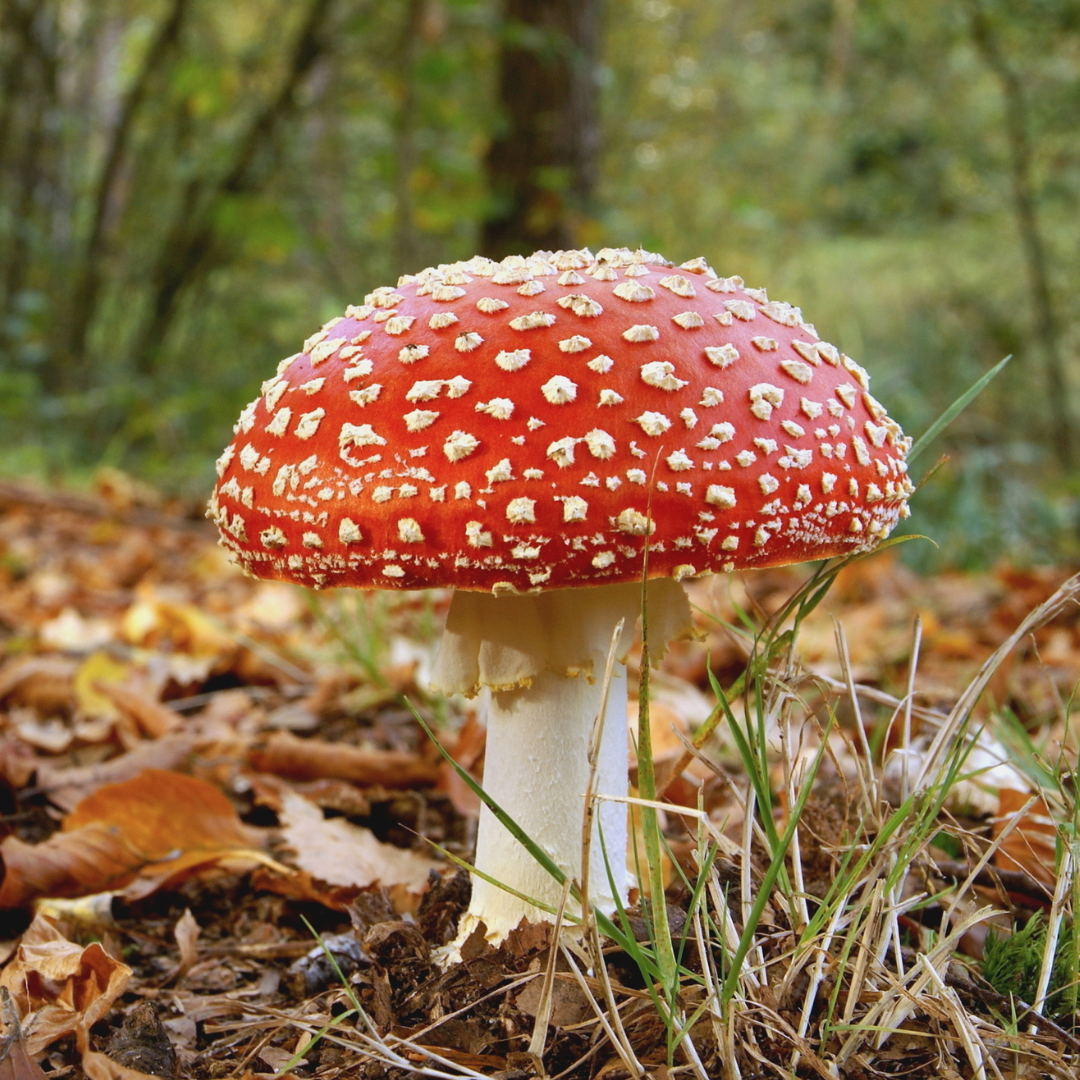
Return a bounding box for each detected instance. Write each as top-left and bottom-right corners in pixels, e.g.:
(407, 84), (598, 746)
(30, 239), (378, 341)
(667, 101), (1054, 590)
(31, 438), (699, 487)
(993, 788), (1058, 887)
(93, 682), (182, 739)
(277, 786), (436, 895)
(0, 988), (48, 1080)
(0, 657), (76, 717)
(0, 915), (131, 1055)
(248, 730), (440, 789)
(0, 770), (273, 907)
(174, 909), (200, 976)
(36, 732), (199, 812)
(73, 652), (132, 722)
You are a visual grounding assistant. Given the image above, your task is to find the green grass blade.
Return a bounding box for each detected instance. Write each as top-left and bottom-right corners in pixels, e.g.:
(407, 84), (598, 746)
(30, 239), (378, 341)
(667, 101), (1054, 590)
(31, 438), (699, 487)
(906, 353), (1011, 464)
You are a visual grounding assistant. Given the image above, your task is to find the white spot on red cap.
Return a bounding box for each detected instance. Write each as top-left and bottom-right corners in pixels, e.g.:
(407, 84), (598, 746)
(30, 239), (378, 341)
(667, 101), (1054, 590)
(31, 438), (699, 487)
(704, 344), (739, 368)
(339, 519), (362, 544)
(349, 385), (382, 407)
(296, 409), (325, 439)
(751, 336), (778, 351)
(623, 324), (660, 343)
(404, 409), (438, 432)
(749, 384), (784, 420)
(658, 274), (696, 298)
(398, 518), (424, 543)
(584, 429), (616, 459)
(476, 297), (509, 314)
(267, 408), (292, 436)
(406, 380), (442, 402)
(384, 315), (415, 335)
(542, 375), (577, 404)
(562, 496), (588, 522)
(724, 299), (756, 321)
(495, 348), (530, 371)
(506, 497), (536, 524)
(485, 458), (513, 483)
(559, 335), (592, 353)
(557, 294), (603, 317)
(509, 311), (556, 331)
(641, 360), (688, 391)
(617, 509), (654, 535)
(587, 355), (614, 373)
(634, 411), (672, 436)
(706, 276), (743, 293)
(547, 436), (577, 467)
(706, 485), (736, 508)
(261, 526), (286, 548)
(465, 521), (492, 547)
(613, 281), (655, 303)
(432, 285), (467, 302)
(475, 398), (514, 420)
(667, 450), (694, 471)
(455, 332), (483, 352)
(443, 430), (480, 462)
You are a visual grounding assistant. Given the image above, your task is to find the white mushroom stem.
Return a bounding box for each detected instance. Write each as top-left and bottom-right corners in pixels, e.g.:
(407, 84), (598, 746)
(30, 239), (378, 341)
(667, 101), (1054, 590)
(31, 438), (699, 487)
(430, 579), (694, 944)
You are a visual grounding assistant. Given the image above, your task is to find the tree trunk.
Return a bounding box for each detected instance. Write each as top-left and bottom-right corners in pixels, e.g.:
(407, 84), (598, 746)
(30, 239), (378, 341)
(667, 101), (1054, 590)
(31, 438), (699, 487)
(480, 0), (601, 260)
(966, 0), (1073, 468)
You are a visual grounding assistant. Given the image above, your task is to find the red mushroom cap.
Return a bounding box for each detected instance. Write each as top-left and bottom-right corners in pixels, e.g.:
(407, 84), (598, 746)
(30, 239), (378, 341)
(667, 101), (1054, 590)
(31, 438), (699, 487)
(209, 248), (913, 593)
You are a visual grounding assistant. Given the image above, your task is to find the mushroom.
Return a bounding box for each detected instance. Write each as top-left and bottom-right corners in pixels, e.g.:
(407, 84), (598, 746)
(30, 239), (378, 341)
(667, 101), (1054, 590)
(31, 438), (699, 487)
(209, 247), (913, 944)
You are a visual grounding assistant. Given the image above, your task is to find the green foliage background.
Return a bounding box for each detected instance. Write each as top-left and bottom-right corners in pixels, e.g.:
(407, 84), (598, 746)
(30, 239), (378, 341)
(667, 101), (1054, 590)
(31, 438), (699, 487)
(1, 0), (1078, 569)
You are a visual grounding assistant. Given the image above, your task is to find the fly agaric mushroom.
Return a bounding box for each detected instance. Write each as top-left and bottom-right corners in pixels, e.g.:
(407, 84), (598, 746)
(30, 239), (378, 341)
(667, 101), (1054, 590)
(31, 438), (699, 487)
(209, 247), (913, 943)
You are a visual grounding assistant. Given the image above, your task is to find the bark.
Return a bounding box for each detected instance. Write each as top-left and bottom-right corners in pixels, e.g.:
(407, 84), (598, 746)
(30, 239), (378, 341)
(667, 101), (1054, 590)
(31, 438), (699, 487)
(480, 0), (601, 260)
(966, 0), (1073, 467)
(392, 0), (425, 269)
(126, 0), (337, 379)
(59, 0), (192, 394)
(0, 1), (59, 321)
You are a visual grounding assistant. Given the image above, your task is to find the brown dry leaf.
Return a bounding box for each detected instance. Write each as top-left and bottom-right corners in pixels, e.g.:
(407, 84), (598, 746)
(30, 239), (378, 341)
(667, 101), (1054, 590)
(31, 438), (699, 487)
(0, 990), (48, 1080)
(72, 653), (131, 721)
(993, 788), (1058, 886)
(248, 729), (440, 789)
(0, 657), (77, 717)
(0, 770), (272, 908)
(36, 732), (199, 812)
(277, 786), (436, 895)
(440, 710), (484, 817)
(0, 825), (141, 909)
(174, 909), (200, 976)
(92, 682), (182, 739)
(0, 915), (131, 1056)
(120, 592), (235, 658)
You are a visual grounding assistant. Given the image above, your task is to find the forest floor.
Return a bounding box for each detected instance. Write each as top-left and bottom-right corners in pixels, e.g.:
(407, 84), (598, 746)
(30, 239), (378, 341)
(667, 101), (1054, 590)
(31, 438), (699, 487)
(0, 474), (1077, 1080)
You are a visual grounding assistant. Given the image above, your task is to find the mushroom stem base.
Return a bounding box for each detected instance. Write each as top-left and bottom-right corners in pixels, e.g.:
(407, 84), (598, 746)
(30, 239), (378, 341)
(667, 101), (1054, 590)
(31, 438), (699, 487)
(457, 660), (629, 945)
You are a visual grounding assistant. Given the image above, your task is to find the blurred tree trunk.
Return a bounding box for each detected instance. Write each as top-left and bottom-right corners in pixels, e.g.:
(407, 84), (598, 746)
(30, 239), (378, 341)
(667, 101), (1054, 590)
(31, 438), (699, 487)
(966, 0), (1073, 467)
(59, 0), (192, 395)
(126, 0), (336, 379)
(392, 0), (425, 270)
(480, 0), (600, 259)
